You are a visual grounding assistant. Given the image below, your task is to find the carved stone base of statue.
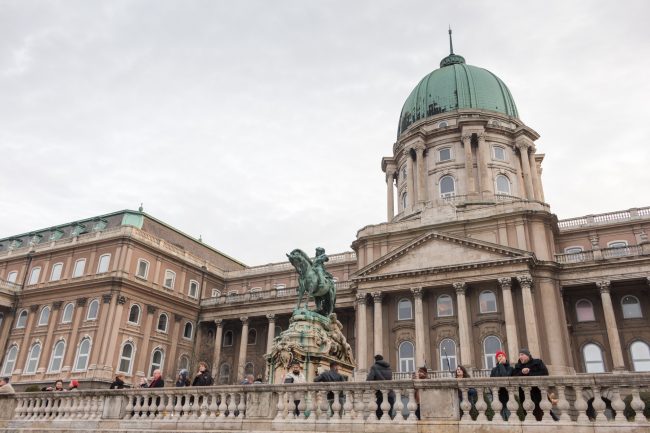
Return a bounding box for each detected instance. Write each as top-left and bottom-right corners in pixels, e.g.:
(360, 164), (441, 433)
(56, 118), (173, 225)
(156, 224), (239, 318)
(266, 308), (355, 383)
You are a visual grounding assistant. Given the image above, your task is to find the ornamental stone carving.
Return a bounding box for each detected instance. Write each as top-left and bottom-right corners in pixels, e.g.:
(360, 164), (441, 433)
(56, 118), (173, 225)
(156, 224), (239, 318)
(29, 304), (39, 312)
(214, 319), (223, 327)
(102, 294), (112, 304)
(516, 275), (533, 289)
(52, 301), (63, 310)
(117, 296), (126, 305)
(452, 282), (467, 294)
(174, 314), (183, 322)
(355, 293), (367, 305)
(146, 304), (157, 315)
(597, 280), (611, 294)
(266, 314), (276, 322)
(240, 316), (249, 325)
(410, 287), (423, 299)
(372, 291), (383, 303)
(76, 298), (87, 307)
(498, 277), (513, 290)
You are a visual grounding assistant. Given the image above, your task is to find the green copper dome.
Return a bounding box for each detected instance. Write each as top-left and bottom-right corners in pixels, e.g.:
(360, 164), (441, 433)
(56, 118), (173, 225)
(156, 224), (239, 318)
(398, 53), (519, 136)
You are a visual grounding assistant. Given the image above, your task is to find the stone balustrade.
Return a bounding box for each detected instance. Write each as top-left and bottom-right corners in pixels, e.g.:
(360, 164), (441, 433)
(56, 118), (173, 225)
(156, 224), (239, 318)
(0, 374), (648, 432)
(557, 206), (650, 231)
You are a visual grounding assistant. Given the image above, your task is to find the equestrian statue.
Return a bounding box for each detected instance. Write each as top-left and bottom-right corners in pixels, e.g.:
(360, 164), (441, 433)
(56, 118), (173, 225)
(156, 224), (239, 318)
(286, 247), (336, 317)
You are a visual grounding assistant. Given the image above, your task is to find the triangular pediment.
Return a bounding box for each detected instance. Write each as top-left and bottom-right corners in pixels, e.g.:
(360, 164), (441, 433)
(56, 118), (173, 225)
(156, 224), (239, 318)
(354, 231), (533, 279)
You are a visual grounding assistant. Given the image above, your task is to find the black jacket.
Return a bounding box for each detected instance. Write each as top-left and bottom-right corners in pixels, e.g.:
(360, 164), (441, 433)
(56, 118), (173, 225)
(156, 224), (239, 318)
(490, 362), (514, 377)
(512, 358), (549, 376)
(192, 370), (214, 386)
(314, 369), (345, 382)
(148, 377), (165, 388)
(109, 379), (125, 389)
(366, 360), (393, 381)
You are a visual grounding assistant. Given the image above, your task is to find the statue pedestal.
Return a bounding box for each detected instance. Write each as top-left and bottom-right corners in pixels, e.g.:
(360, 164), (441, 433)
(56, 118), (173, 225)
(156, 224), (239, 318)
(266, 308), (355, 383)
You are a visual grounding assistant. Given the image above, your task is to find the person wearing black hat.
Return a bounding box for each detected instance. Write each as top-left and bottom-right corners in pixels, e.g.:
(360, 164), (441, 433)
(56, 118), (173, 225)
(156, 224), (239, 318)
(366, 354), (395, 419)
(0, 377), (14, 394)
(512, 348), (548, 421)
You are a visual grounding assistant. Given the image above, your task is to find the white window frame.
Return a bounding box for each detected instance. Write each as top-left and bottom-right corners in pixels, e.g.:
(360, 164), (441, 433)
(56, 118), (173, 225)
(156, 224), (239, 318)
(183, 322), (194, 340)
(128, 304), (141, 325)
(437, 121), (448, 128)
(438, 147), (452, 162)
(72, 259), (86, 278)
(437, 294), (454, 317)
(576, 299), (596, 322)
(73, 337), (91, 372)
(1, 345), (19, 376)
(28, 267), (41, 285)
(38, 306), (50, 327)
(495, 174), (511, 195)
(621, 295), (643, 319)
(16, 310), (28, 329)
(607, 240), (630, 257)
(188, 280), (199, 298)
(439, 175), (455, 198)
(211, 289), (221, 298)
(493, 145), (506, 161)
(157, 313), (169, 333)
(583, 343), (606, 373)
(398, 341), (415, 373)
(630, 341), (650, 372)
(24, 342), (42, 374)
(61, 303), (74, 324)
(86, 299), (100, 321)
(149, 348), (164, 376)
(564, 246), (584, 254)
(483, 335), (503, 369)
(397, 298), (413, 320)
(479, 290), (498, 313)
(50, 263), (63, 281)
(135, 259), (150, 279)
(163, 270), (176, 289)
(439, 338), (457, 372)
(179, 354), (190, 371)
(96, 254), (111, 273)
(48, 340), (66, 373)
(6, 271), (18, 283)
(117, 342), (135, 375)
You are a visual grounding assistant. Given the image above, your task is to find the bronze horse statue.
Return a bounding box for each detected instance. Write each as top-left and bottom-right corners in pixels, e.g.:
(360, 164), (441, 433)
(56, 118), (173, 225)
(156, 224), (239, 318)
(286, 248), (336, 317)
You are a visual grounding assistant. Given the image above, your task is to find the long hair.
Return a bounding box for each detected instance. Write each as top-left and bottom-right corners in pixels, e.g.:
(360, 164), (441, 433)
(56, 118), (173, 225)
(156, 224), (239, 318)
(455, 365), (470, 378)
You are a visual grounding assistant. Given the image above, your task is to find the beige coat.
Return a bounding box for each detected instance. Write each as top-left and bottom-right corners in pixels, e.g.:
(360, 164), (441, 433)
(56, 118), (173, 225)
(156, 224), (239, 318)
(0, 383), (15, 394)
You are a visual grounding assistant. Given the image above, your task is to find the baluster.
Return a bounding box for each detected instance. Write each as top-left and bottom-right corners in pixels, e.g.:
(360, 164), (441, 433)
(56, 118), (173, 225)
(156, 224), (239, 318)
(89, 395), (99, 419)
(297, 390), (306, 419)
(155, 392), (165, 419)
(13, 397), (24, 419)
(474, 388), (488, 422)
(343, 389), (353, 420)
(556, 385), (571, 421)
(379, 388), (391, 422)
(490, 386), (503, 421)
(172, 392), (182, 418)
(331, 389), (342, 420)
(573, 387), (589, 423)
(274, 391), (285, 420)
(392, 389), (404, 422)
(305, 390), (314, 420)
(238, 391), (246, 418)
(630, 388), (647, 423)
(124, 394), (134, 419)
(164, 392), (175, 419)
(354, 390), (366, 421)
(97, 395), (106, 420)
(610, 387), (626, 421)
(58, 396), (68, 419)
(539, 387), (552, 422)
(506, 387), (518, 423)
(592, 387), (607, 422)
(218, 392), (228, 419)
(521, 386), (535, 422)
(132, 392), (143, 419)
(26, 397), (36, 420)
(181, 391), (191, 418)
(143, 392), (154, 419)
(459, 388), (471, 421)
(43, 397), (53, 419)
(227, 392), (237, 418)
(406, 388), (417, 421)
(367, 388), (378, 422)
(208, 391), (218, 418)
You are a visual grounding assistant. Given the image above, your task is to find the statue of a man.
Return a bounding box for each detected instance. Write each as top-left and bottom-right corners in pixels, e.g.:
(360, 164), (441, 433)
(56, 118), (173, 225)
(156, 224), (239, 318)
(313, 247), (333, 288)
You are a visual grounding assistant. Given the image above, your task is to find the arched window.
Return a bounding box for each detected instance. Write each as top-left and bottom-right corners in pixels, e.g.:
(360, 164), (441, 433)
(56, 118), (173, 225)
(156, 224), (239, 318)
(48, 340), (66, 373)
(483, 336), (503, 369)
(223, 330), (233, 347)
(86, 299), (99, 321)
(402, 193), (408, 209)
(244, 362), (254, 376)
(50, 263), (63, 281)
(118, 342), (135, 374)
(16, 310), (27, 328)
(163, 270), (176, 289)
(583, 343), (605, 373)
(157, 313), (168, 332)
(219, 363), (231, 384)
(576, 299), (596, 322)
(72, 259), (86, 278)
(621, 295), (642, 319)
(183, 322), (193, 339)
(24, 342), (42, 374)
(149, 348), (164, 376)
(97, 254), (111, 273)
(38, 306), (50, 326)
(61, 303), (74, 323)
(188, 280), (199, 298)
(479, 291), (497, 313)
(437, 294), (454, 317)
(179, 355), (190, 371)
(630, 341), (650, 372)
(398, 298), (413, 320)
(439, 175), (455, 198)
(128, 304), (141, 324)
(398, 341), (415, 373)
(1, 345), (19, 376)
(136, 259), (150, 279)
(7, 271), (18, 283)
(495, 175), (511, 195)
(28, 267), (41, 285)
(74, 338), (91, 371)
(248, 328), (257, 345)
(439, 339), (457, 372)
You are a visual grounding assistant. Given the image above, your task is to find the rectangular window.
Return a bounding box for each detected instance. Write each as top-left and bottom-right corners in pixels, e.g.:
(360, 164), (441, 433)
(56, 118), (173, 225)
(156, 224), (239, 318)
(7, 271), (18, 283)
(493, 146), (506, 161)
(136, 260), (149, 279)
(97, 254), (111, 273)
(438, 147), (452, 162)
(72, 259), (86, 278)
(28, 267), (41, 285)
(163, 270), (176, 289)
(50, 263), (63, 281)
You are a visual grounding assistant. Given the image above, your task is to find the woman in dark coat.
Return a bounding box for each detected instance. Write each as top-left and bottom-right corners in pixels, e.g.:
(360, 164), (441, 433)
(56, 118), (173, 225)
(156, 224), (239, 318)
(109, 374), (126, 389)
(490, 351), (513, 420)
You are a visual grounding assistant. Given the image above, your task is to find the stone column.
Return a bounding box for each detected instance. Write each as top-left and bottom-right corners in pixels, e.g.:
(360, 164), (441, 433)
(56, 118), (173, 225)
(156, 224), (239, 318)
(477, 133), (493, 197)
(355, 294), (368, 380)
(62, 298), (87, 371)
(135, 305), (156, 377)
(95, 293), (115, 371)
(453, 282), (473, 368)
(498, 277), (519, 360)
(15, 305), (38, 372)
(528, 145), (543, 201)
(386, 169), (395, 221)
(597, 281), (625, 371)
(537, 278), (569, 373)
(237, 317), (249, 381)
(372, 292), (383, 357)
(462, 134), (476, 195)
(406, 150), (416, 207)
(516, 141), (535, 200)
(165, 314), (182, 380)
(517, 275), (540, 356)
(414, 144), (428, 203)
(104, 295), (126, 372)
(213, 319), (224, 372)
(265, 314), (276, 355)
(40, 302), (62, 372)
(411, 287), (426, 368)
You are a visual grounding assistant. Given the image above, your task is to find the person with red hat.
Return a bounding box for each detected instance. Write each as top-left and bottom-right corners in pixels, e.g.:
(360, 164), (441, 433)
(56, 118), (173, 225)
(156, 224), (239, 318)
(490, 351), (513, 420)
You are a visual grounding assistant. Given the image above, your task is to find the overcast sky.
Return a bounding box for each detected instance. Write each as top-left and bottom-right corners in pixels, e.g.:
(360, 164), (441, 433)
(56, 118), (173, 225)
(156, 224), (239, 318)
(1, 1), (649, 265)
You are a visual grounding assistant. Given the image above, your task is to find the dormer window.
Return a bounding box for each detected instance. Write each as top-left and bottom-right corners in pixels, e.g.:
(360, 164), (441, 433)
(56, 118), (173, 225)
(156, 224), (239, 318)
(71, 224), (86, 237)
(49, 229), (64, 241)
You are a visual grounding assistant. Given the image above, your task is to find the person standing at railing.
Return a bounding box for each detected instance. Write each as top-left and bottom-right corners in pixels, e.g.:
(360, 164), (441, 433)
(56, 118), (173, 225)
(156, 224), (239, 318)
(490, 351), (513, 420)
(455, 365), (477, 418)
(175, 369), (190, 387)
(191, 361), (214, 386)
(314, 361), (346, 416)
(366, 354), (395, 419)
(512, 348), (548, 421)
(0, 377), (15, 395)
(414, 366), (427, 420)
(282, 361), (306, 417)
(109, 374), (126, 389)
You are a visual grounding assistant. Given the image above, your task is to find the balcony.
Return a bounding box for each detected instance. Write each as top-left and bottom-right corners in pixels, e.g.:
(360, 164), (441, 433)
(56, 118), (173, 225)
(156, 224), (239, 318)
(557, 207), (650, 231)
(555, 245), (645, 264)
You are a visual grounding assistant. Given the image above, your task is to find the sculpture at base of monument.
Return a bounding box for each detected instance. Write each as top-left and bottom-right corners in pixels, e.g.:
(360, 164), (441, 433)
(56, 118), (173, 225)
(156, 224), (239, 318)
(286, 247), (336, 317)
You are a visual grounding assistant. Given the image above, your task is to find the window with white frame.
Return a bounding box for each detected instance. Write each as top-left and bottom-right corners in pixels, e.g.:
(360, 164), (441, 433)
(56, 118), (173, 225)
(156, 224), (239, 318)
(61, 303), (74, 323)
(28, 267), (41, 285)
(583, 343), (605, 373)
(223, 330), (233, 347)
(188, 280), (199, 298)
(157, 313), (168, 332)
(38, 306), (50, 326)
(576, 299), (596, 322)
(250, 287), (262, 300)
(73, 338), (91, 371)
(621, 295), (642, 319)
(118, 342), (134, 374)
(211, 289), (221, 298)
(398, 341), (415, 373)
(128, 305), (141, 324)
(86, 299), (99, 320)
(607, 241), (629, 257)
(48, 340), (66, 373)
(1, 345), (19, 376)
(437, 294), (454, 317)
(495, 175), (511, 195)
(439, 339), (457, 372)
(179, 355), (190, 371)
(72, 259), (86, 278)
(439, 175), (455, 198)
(149, 348), (164, 376)
(397, 298), (413, 320)
(630, 341), (650, 372)
(493, 146), (506, 161)
(24, 342), (42, 374)
(479, 290), (497, 313)
(438, 147), (452, 162)
(183, 322), (193, 339)
(50, 263), (63, 281)
(97, 254), (111, 273)
(163, 270), (176, 289)
(483, 335), (503, 369)
(565, 247), (584, 254)
(16, 310), (27, 328)
(7, 271), (18, 283)
(136, 259), (149, 279)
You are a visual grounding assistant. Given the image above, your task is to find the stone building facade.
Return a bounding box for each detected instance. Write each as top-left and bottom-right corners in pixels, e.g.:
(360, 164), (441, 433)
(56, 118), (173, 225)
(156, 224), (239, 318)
(1, 47), (649, 388)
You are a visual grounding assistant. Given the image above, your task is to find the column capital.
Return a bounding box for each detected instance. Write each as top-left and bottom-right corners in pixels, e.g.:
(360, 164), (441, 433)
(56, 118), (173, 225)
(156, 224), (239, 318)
(515, 140), (532, 152)
(476, 131), (486, 142)
(117, 295), (127, 305)
(597, 280), (611, 294)
(76, 297), (87, 307)
(174, 313), (183, 322)
(646, 277), (650, 287)
(372, 291), (383, 303)
(266, 314), (276, 322)
(214, 319), (223, 327)
(516, 274), (533, 289)
(410, 287), (423, 299)
(52, 301), (63, 310)
(102, 293), (112, 304)
(146, 304), (157, 315)
(412, 143), (426, 153)
(240, 316), (249, 325)
(386, 171), (395, 183)
(355, 293), (368, 304)
(29, 304), (39, 312)
(461, 134), (472, 144)
(498, 277), (513, 290)
(452, 282), (467, 294)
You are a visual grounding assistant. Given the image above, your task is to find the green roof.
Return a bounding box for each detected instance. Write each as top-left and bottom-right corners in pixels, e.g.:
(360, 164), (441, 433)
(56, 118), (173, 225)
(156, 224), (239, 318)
(398, 53), (519, 136)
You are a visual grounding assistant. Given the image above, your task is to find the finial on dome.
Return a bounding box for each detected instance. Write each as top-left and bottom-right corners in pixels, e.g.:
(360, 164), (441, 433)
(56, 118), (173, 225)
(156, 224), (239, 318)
(138, 203), (144, 212)
(449, 26), (454, 54)
(440, 27), (465, 68)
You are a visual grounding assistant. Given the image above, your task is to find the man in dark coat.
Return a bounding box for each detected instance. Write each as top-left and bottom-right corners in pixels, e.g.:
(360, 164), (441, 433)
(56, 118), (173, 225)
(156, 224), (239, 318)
(490, 351), (513, 420)
(512, 348), (548, 421)
(314, 361), (346, 415)
(366, 354), (395, 419)
(192, 361), (214, 386)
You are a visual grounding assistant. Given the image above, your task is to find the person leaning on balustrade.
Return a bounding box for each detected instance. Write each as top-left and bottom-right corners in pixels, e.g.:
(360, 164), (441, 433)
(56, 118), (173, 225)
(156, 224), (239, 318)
(414, 366), (427, 420)
(455, 365), (477, 417)
(366, 354), (396, 419)
(192, 361), (214, 386)
(490, 351), (513, 420)
(109, 374), (126, 389)
(512, 348), (548, 421)
(0, 377), (15, 395)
